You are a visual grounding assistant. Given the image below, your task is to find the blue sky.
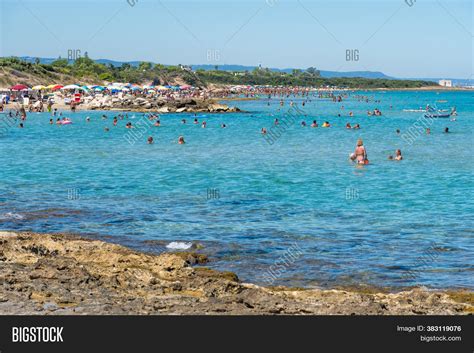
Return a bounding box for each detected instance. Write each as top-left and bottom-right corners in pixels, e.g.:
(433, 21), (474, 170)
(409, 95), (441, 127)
(1, 0), (472, 78)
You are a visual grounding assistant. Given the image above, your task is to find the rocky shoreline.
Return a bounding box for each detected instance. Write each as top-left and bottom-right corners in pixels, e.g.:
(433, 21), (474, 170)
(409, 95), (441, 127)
(84, 96), (241, 113)
(0, 231), (472, 315)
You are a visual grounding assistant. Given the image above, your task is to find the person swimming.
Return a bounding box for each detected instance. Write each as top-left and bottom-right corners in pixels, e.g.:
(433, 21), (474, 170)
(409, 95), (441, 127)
(194, 118), (199, 124)
(49, 118), (53, 125)
(202, 121), (206, 128)
(301, 121), (307, 127)
(352, 124), (360, 129)
(86, 116), (91, 122)
(444, 127), (449, 133)
(182, 119), (186, 124)
(346, 123), (351, 129)
(221, 123), (227, 128)
(426, 128), (430, 134)
(147, 136), (154, 144)
(311, 120), (318, 128)
(395, 149), (403, 160)
(154, 120), (161, 127)
(113, 117), (118, 126)
(322, 121), (330, 127)
(274, 118), (279, 125)
(354, 139), (368, 164)
(178, 136), (185, 144)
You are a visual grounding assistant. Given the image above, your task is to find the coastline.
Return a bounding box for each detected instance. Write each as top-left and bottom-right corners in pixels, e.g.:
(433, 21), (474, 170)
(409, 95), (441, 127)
(0, 231), (472, 315)
(4, 98), (241, 114)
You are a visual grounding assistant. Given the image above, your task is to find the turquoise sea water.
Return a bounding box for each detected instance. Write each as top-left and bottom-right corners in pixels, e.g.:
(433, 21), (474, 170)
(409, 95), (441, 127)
(1, 90), (473, 290)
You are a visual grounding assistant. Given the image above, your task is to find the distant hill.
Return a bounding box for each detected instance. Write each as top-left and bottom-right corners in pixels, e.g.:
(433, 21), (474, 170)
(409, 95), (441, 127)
(18, 57), (394, 80)
(1, 56), (437, 89)
(16, 57), (470, 86)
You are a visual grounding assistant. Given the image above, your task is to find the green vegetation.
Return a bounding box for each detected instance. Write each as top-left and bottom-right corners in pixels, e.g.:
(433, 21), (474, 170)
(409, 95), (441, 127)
(0, 57), (438, 89)
(196, 67), (437, 88)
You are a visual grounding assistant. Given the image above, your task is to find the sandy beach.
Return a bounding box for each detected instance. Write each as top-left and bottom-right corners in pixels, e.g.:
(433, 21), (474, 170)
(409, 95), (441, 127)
(0, 231), (472, 315)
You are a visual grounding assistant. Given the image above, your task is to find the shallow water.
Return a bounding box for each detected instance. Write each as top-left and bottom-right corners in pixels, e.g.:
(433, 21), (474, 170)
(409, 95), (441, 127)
(1, 90), (473, 290)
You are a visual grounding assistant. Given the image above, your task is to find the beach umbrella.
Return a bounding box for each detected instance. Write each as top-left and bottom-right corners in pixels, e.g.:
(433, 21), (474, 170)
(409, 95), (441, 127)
(81, 86), (90, 92)
(32, 85), (46, 90)
(94, 87), (105, 92)
(10, 84), (29, 91)
(51, 85), (63, 91)
(61, 84), (81, 90)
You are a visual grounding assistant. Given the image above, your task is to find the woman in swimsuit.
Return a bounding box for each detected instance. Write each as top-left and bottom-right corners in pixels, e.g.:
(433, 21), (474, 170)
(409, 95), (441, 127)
(354, 139), (368, 164)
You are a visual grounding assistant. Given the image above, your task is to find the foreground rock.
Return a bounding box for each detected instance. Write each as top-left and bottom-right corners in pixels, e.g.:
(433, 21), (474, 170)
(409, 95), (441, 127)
(0, 232), (472, 315)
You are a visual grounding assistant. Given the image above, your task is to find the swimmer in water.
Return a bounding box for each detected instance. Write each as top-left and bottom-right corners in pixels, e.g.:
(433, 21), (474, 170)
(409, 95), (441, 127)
(426, 128), (430, 134)
(49, 119), (53, 125)
(301, 121), (307, 127)
(201, 121), (206, 128)
(178, 136), (185, 144)
(104, 127), (109, 132)
(396, 129), (400, 135)
(354, 139), (368, 164)
(444, 127), (449, 133)
(182, 119), (186, 124)
(346, 123), (351, 129)
(126, 122), (132, 129)
(261, 128), (267, 134)
(56, 118), (61, 125)
(311, 120), (318, 128)
(86, 117), (90, 122)
(113, 117), (118, 126)
(274, 118), (279, 125)
(194, 118), (199, 124)
(147, 136), (154, 144)
(395, 149), (403, 161)
(221, 123), (226, 128)
(154, 120), (161, 127)
(322, 121), (330, 127)
(353, 124), (360, 129)
(19, 123), (24, 128)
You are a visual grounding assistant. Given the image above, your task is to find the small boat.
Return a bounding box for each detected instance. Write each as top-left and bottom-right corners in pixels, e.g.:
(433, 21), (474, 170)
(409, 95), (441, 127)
(424, 105), (456, 118)
(424, 112), (451, 118)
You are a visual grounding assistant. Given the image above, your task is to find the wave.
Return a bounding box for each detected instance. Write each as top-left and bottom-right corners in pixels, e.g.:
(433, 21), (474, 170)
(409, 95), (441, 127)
(0, 212), (25, 220)
(166, 241), (193, 250)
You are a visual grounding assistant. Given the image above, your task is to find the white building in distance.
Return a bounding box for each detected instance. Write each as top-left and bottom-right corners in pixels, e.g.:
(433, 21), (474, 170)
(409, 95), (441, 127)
(439, 79), (452, 87)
